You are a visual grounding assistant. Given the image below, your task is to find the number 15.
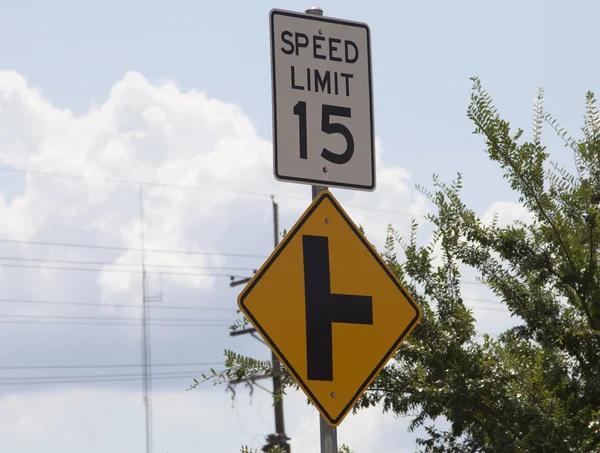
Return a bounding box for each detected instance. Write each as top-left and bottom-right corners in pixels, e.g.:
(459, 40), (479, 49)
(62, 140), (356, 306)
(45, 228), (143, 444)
(293, 101), (355, 165)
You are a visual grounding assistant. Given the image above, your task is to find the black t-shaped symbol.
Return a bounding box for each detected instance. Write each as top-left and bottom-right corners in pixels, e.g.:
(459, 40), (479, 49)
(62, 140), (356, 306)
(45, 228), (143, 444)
(302, 234), (374, 381)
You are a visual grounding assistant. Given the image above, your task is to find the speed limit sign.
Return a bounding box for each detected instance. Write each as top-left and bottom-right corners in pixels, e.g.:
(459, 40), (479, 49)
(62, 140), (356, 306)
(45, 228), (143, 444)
(269, 9), (376, 191)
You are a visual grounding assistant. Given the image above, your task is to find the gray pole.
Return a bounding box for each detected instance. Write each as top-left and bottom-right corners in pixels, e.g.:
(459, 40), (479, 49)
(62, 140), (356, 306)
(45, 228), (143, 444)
(305, 8), (338, 453)
(306, 6), (328, 206)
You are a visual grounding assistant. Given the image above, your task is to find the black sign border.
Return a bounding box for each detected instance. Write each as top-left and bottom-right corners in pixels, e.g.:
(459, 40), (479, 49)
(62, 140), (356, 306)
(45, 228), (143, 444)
(238, 191), (421, 426)
(269, 9), (376, 191)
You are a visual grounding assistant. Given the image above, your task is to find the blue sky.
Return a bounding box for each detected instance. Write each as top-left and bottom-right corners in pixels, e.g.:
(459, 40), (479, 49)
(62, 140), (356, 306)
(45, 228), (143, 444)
(3, 0), (599, 204)
(0, 1), (599, 452)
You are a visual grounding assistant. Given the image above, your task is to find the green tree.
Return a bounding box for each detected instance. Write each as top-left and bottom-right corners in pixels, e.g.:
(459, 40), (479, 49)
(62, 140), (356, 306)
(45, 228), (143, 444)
(194, 78), (600, 452)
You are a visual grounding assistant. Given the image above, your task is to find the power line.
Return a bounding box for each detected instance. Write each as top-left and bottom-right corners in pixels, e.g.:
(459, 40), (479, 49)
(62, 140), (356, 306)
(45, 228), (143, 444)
(0, 313), (230, 322)
(0, 240), (499, 284)
(0, 238), (267, 259)
(0, 295), (506, 312)
(0, 302), (508, 317)
(0, 256), (257, 272)
(0, 361), (222, 370)
(0, 370), (209, 381)
(0, 262), (250, 278)
(0, 256), (493, 283)
(0, 166), (421, 218)
(462, 297), (502, 305)
(0, 372), (209, 387)
(0, 166), (280, 199)
(0, 319), (230, 327)
(0, 298), (236, 311)
(465, 304), (507, 313)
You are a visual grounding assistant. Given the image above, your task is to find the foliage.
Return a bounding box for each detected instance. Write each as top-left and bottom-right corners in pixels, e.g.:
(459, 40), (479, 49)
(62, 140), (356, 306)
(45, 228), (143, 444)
(357, 79), (600, 451)
(194, 79), (600, 452)
(240, 446), (285, 453)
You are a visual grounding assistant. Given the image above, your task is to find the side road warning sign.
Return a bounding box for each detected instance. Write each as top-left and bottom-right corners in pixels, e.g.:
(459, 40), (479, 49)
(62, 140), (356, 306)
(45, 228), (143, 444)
(238, 190), (421, 426)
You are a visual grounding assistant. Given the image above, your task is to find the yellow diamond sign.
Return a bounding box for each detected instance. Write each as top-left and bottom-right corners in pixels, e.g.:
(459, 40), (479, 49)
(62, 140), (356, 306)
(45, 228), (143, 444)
(238, 190), (421, 427)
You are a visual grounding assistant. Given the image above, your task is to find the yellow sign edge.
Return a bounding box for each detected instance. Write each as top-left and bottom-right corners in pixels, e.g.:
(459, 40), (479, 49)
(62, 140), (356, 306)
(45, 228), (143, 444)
(237, 189), (422, 427)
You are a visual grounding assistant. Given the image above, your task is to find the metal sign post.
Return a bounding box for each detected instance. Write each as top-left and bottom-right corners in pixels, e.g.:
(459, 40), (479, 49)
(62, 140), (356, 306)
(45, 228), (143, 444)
(319, 406), (338, 453)
(305, 6), (337, 453)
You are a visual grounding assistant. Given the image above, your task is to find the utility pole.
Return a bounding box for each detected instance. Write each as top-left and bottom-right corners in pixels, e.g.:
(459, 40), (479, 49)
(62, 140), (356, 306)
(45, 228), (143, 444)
(303, 7), (338, 452)
(229, 197), (291, 453)
(139, 185), (153, 453)
(264, 197), (290, 452)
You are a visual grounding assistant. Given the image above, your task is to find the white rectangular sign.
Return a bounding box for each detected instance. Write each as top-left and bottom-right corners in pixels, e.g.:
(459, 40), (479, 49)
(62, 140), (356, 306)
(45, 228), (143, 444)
(270, 9), (376, 191)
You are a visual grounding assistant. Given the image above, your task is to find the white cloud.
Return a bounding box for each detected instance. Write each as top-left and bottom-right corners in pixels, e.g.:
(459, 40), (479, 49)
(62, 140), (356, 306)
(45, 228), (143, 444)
(0, 70), (432, 453)
(481, 200), (533, 227)
(0, 387), (285, 453)
(0, 192), (36, 239)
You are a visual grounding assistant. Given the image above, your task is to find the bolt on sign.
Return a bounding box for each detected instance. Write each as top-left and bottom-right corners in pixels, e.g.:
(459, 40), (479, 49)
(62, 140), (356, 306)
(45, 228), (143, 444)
(269, 9), (376, 191)
(237, 190), (422, 426)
